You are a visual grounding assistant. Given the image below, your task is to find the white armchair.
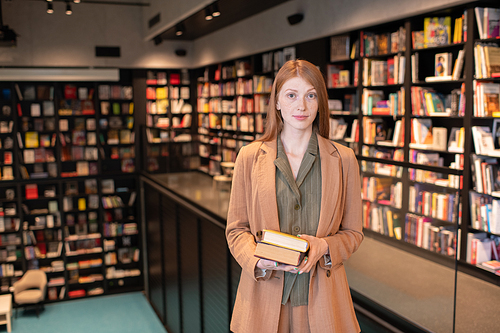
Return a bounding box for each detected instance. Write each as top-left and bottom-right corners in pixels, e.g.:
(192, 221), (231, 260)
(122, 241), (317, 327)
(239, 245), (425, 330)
(13, 270), (47, 317)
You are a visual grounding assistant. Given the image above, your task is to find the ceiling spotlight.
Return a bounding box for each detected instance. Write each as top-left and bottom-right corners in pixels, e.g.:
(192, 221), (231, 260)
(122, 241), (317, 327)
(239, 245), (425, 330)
(65, 2), (72, 15)
(212, 3), (220, 17)
(205, 7), (213, 21)
(46, 0), (53, 2)
(74, 0), (81, 3)
(175, 23), (185, 37)
(46, 2), (54, 14)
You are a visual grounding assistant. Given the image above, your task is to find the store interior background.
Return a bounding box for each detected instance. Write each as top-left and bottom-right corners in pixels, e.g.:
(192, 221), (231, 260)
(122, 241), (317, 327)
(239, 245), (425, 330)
(3, 0), (500, 332)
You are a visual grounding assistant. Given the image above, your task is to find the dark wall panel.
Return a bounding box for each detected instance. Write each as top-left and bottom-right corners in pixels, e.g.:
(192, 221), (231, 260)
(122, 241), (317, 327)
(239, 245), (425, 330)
(200, 218), (230, 333)
(162, 196), (182, 333)
(145, 185), (164, 322)
(143, 177), (236, 333)
(178, 206), (202, 332)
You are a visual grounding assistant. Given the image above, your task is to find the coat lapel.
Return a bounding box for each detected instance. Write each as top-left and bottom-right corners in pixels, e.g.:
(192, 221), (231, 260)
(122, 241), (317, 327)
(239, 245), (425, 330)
(256, 140), (280, 232)
(316, 135), (342, 237)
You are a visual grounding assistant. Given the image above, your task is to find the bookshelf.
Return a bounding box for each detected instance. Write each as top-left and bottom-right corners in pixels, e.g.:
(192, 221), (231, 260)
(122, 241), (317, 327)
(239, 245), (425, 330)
(195, 48), (293, 176)
(62, 177), (102, 299)
(22, 180), (64, 301)
(100, 176), (141, 293)
(144, 69), (198, 173)
(16, 83), (58, 180)
(96, 83), (135, 174)
(467, 5), (500, 276)
(0, 76), (145, 303)
(351, 3), (499, 283)
(0, 85), (15, 181)
(57, 83), (99, 178)
(0, 185), (22, 294)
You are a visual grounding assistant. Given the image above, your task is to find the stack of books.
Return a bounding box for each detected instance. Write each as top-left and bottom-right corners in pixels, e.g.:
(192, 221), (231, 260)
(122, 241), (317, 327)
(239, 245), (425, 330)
(254, 230), (309, 266)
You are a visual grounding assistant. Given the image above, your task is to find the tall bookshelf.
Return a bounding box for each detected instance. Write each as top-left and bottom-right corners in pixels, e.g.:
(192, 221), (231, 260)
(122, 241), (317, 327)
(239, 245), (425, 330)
(339, 3), (500, 284)
(195, 48), (291, 176)
(57, 83), (99, 178)
(466, 4), (500, 278)
(96, 83), (136, 174)
(16, 83), (58, 180)
(144, 69), (197, 173)
(62, 177), (103, 300)
(0, 78), (144, 302)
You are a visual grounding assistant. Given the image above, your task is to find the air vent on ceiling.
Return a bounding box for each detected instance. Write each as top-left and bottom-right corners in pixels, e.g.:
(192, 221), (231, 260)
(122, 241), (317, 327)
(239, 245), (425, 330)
(95, 46), (121, 58)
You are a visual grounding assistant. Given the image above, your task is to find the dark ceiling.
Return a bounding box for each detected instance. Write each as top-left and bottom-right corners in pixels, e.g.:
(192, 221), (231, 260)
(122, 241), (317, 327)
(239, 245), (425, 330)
(156, 0), (291, 41)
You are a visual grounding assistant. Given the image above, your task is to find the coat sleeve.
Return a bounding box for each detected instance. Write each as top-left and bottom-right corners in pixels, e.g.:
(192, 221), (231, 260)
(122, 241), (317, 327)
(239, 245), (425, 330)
(226, 145), (273, 281)
(319, 147), (364, 269)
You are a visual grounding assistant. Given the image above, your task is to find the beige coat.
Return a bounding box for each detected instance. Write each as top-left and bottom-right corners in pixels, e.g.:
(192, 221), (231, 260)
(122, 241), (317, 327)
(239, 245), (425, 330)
(226, 134), (364, 333)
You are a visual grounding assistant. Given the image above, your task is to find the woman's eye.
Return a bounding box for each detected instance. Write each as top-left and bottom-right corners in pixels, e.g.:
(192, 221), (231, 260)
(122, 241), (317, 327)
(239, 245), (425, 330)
(287, 93), (296, 98)
(308, 93), (317, 99)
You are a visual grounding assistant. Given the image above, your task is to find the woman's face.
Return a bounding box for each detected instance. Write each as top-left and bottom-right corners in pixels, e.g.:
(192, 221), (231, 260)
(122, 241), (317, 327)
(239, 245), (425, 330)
(277, 76), (318, 133)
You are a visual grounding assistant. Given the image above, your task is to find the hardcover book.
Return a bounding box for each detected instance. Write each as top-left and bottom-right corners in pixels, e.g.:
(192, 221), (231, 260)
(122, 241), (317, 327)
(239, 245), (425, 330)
(254, 242), (306, 266)
(330, 35), (350, 62)
(435, 53), (452, 77)
(424, 16), (451, 47)
(260, 229), (309, 252)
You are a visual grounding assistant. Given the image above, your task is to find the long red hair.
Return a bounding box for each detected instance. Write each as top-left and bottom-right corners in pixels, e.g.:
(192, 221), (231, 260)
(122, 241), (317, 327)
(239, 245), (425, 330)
(259, 59), (329, 141)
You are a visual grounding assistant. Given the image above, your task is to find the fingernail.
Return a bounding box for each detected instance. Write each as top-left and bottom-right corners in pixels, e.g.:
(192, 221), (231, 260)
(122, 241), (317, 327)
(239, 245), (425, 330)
(299, 271), (303, 275)
(297, 235), (301, 237)
(274, 262), (278, 267)
(294, 267), (298, 270)
(304, 257), (308, 262)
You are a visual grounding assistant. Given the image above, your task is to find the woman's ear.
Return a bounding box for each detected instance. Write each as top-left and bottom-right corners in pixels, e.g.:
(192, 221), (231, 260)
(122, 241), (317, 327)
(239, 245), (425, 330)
(276, 102), (280, 110)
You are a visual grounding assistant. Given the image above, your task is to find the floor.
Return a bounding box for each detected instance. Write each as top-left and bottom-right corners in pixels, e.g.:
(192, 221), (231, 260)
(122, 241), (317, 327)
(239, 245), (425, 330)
(0, 292), (167, 333)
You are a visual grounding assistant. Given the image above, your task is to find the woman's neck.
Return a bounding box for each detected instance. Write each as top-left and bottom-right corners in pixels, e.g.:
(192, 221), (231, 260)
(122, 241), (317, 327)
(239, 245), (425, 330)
(280, 127), (313, 157)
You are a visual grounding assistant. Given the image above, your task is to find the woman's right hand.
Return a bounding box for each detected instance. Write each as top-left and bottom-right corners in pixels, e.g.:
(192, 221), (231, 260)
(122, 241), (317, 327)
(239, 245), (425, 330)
(256, 259), (301, 273)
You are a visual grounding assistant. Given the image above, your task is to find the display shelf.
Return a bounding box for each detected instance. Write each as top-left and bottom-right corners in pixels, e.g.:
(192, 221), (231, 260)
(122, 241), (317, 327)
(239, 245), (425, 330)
(0, 183), (22, 294)
(98, 175), (141, 294)
(15, 83), (58, 179)
(57, 83), (99, 178)
(0, 85), (15, 181)
(144, 69), (196, 174)
(97, 83), (135, 174)
(0, 75), (144, 302)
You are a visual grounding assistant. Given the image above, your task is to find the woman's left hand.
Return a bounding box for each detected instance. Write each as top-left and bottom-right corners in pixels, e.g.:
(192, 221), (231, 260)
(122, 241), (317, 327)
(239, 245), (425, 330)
(294, 234), (328, 274)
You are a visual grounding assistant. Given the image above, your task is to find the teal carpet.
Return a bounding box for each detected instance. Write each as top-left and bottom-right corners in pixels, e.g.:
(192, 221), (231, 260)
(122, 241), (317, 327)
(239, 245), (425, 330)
(1, 292), (167, 333)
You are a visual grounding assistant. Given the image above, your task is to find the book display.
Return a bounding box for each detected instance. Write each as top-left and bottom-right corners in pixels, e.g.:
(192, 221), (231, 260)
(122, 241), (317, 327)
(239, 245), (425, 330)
(15, 83), (58, 179)
(467, 5), (500, 275)
(0, 85), (15, 181)
(63, 178), (103, 299)
(0, 186), (22, 294)
(327, 33), (361, 152)
(22, 181), (64, 301)
(347, 4), (500, 283)
(196, 49), (290, 176)
(348, 9), (471, 275)
(144, 69), (197, 173)
(100, 177), (141, 293)
(0, 77), (143, 303)
(58, 84), (98, 178)
(196, 58), (255, 175)
(97, 84), (135, 174)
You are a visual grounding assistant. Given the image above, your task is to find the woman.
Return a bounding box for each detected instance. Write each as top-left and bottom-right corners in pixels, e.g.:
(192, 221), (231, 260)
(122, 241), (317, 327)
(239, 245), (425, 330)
(226, 59), (363, 333)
